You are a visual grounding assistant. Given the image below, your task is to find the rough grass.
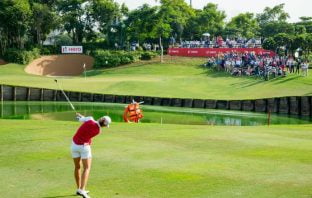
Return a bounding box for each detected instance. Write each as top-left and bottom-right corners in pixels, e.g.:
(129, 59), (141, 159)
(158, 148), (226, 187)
(0, 56), (311, 100)
(1, 119), (312, 198)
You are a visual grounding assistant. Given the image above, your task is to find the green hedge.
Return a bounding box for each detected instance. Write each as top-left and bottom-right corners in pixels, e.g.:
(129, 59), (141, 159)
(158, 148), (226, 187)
(140, 51), (158, 60)
(3, 48), (41, 64)
(38, 46), (60, 55)
(92, 50), (158, 68)
(3, 46), (159, 67)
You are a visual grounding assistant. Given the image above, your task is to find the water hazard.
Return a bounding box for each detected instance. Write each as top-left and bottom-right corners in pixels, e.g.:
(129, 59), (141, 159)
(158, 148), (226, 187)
(0, 101), (310, 126)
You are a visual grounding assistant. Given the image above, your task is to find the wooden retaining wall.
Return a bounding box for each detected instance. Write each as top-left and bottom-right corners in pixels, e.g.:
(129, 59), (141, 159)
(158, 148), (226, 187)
(0, 84), (311, 117)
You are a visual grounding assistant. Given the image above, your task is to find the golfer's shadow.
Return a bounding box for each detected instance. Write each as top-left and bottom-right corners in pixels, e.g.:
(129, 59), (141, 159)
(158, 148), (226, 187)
(41, 194), (77, 198)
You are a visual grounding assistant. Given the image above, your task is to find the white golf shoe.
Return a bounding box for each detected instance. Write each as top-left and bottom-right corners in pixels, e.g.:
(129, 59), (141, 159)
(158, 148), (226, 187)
(76, 189), (90, 198)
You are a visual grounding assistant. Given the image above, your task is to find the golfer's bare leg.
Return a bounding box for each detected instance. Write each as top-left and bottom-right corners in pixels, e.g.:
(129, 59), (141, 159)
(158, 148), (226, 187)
(73, 157), (81, 189)
(80, 158), (92, 190)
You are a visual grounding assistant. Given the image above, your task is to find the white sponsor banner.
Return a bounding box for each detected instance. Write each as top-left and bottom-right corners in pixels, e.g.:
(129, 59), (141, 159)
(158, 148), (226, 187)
(61, 46), (83, 54)
(188, 50), (198, 54)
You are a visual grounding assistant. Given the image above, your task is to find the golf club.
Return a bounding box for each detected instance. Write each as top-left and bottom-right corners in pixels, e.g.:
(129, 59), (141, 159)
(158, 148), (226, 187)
(54, 79), (77, 113)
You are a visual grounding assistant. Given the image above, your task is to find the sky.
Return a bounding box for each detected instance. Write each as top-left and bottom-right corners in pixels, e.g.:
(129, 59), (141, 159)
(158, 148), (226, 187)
(115, 0), (312, 23)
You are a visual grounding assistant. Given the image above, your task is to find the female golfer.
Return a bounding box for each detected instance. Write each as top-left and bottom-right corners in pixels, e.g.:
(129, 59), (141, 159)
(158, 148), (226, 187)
(71, 113), (111, 198)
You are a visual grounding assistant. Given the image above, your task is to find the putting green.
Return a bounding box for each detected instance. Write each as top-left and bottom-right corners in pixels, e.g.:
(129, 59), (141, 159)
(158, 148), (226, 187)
(1, 119), (311, 197)
(0, 56), (311, 99)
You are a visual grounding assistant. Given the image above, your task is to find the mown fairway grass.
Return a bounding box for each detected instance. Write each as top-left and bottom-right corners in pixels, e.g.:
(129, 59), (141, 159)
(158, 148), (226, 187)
(1, 119), (312, 198)
(0, 56), (311, 198)
(0, 56), (311, 100)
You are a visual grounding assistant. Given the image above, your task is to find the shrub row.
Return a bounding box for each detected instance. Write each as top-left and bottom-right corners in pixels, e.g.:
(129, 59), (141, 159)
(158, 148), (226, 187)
(3, 45), (159, 67)
(38, 45), (60, 55)
(3, 48), (41, 64)
(92, 50), (158, 68)
(140, 51), (158, 60)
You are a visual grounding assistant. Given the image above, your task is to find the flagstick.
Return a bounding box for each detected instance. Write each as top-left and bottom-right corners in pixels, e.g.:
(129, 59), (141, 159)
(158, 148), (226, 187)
(83, 63), (86, 80)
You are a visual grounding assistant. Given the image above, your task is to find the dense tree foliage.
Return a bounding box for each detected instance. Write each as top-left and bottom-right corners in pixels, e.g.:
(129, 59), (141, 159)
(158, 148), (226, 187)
(30, 2), (58, 45)
(157, 0), (195, 41)
(125, 4), (158, 44)
(0, 0), (32, 53)
(0, 0), (311, 59)
(225, 13), (259, 38)
(296, 17), (312, 33)
(183, 3), (226, 40)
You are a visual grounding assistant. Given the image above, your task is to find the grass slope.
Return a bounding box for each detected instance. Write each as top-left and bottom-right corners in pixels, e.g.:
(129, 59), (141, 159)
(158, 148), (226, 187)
(0, 57), (311, 99)
(1, 119), (312, 198)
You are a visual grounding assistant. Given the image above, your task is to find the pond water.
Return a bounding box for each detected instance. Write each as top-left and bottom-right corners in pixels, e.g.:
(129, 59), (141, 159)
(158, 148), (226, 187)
(0, 101), (310, 126)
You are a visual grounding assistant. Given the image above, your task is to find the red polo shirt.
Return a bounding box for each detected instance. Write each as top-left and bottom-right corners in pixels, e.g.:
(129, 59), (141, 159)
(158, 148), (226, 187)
(73, 120), (100, 145)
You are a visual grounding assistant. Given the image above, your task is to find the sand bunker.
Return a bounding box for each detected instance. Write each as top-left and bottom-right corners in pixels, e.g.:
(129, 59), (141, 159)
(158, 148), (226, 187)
(25, 54), (94, 76)
(0, 59), (6, 65)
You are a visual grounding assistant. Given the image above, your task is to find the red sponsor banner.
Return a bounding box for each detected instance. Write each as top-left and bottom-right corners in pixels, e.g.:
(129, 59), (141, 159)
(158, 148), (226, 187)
(168, 48), (275, 57)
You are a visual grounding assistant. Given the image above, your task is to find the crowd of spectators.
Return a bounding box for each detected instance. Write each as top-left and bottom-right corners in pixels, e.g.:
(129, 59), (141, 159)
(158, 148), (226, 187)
(177, 36), (262, 48)
(130, 42), (160, 51)
(204, 52), (309, 80)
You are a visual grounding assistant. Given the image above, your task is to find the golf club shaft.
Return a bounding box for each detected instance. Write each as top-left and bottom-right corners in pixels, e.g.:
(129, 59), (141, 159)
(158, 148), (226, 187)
(55, 80), (76, 112)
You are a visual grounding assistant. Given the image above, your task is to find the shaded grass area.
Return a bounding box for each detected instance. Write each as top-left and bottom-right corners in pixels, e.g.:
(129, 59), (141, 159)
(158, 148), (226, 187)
(1, 119), (312, 198)
(0, 56), (311, 99)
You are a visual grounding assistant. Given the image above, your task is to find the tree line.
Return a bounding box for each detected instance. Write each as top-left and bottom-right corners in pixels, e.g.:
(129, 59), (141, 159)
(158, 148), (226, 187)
(0, 0), (311, 57)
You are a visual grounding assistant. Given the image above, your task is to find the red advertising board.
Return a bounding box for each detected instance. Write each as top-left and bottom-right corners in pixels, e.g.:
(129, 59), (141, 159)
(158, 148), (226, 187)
(168, 48), (275, 57)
